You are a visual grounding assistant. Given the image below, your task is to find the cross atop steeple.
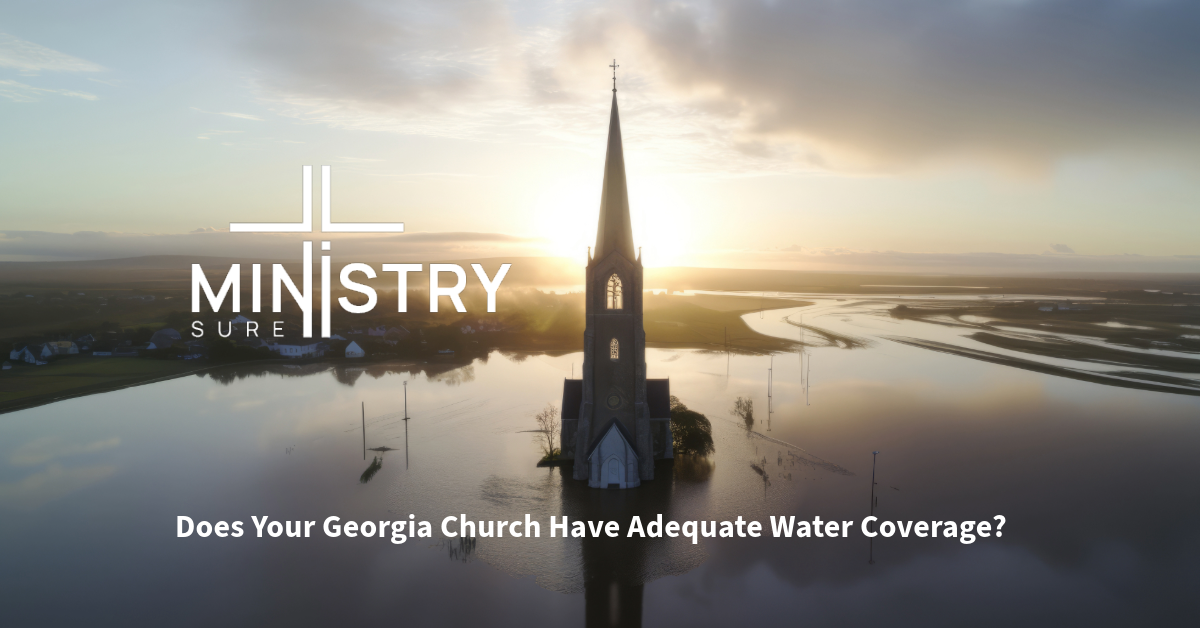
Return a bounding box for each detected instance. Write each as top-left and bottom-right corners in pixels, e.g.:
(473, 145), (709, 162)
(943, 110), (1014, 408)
(610, 59), (619, 92)
(594, 71), (635, 262)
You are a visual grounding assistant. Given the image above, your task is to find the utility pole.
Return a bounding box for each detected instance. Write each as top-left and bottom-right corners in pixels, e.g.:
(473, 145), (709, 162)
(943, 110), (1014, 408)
(361, 402), (366, 460)
(869, 450), (880, 564)
(767, 356), (773, 431)
(403, 381), (410, 469)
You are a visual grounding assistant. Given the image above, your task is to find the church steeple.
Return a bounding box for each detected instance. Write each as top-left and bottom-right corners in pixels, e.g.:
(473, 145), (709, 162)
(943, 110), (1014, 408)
(593, 63), (636, 262)
(560, 63), (671, 488)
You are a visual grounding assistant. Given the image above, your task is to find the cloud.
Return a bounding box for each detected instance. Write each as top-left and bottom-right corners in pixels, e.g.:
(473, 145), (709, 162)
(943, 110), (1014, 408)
(691, 246), (1200, 274)
(217, 111), (263, 121)
(1049, 243), (1076, 255)
(579, 0), (1200, 169)
(191, 107), (264, 121)
(223, 0), (794, 175)
(1, 230), (1196, 273)
(0, 463), (117, 511)
(195, 129), (242, 140)
(220, 0), (1200, 174)
(0, 229), (547, 262)
(235, 0), (513, 111)
(0, 33), (105, 73)
(0, 79), (97, 102)
(9, 437), (121, 467)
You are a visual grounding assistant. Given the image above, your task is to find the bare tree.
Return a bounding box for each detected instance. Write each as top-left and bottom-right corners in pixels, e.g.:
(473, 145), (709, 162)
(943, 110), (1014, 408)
(731, 396), (754, 431)
(534, 403), (560, 459)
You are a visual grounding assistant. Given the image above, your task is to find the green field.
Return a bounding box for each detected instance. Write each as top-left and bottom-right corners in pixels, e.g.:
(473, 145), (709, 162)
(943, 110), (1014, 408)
(0, 358), (203, 413)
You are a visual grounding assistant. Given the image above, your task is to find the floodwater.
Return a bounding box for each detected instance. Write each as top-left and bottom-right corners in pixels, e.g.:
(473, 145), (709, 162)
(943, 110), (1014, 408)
(2, 298), (1199, 627)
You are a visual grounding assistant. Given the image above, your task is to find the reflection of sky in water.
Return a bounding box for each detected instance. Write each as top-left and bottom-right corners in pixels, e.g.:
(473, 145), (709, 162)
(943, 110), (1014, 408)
(1, 301), (1198, 625)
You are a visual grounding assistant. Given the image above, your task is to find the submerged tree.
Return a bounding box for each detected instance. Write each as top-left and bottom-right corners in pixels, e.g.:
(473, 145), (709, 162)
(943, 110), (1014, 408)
(670, 396), (715, 457)
(731, 396), (754, 431)
(359, 456), (383, 484)
(534, 403), (560, 460)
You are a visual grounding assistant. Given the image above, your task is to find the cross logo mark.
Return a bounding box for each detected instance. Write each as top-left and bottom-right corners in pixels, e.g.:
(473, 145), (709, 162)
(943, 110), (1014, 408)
(229, 166), (405, 234)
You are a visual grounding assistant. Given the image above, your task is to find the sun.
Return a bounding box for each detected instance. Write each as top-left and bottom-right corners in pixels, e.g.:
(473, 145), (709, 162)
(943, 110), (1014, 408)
(532, 174), (693, 268)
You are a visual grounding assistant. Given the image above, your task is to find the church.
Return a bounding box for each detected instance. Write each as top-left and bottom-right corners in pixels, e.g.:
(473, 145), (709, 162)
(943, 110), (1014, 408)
(560, 68), (673, 489)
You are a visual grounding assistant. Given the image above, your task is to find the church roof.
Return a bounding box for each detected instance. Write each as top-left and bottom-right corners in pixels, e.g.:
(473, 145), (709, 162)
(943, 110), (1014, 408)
(561, 378), (583, 419)
(593, 91), (637, 262)
(646, 379), (671, 417)
(586, 418), (637, 459)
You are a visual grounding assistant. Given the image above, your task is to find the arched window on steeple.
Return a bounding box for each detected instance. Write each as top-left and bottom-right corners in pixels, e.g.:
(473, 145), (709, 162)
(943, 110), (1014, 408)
(610, 337), (619, 360)
(606, 274), (623, 309)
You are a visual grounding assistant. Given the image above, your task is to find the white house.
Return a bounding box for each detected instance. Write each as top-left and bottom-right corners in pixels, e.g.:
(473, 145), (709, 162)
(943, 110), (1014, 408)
(76, 334), (95, 351)
(40, 341), (79, 358)
(345, 341), (365, 358)
(148, 328), (182, 350)
(268, 338), (324, 358)
(14, 347), (42, 364)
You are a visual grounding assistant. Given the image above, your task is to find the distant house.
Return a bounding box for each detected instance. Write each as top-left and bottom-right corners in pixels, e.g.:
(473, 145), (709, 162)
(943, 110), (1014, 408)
(237, 337), (269, 349)
(14, 347), (41, 364)
(183, 341), (209, 359)
(462, 319), (503, 334)
(268, 337), (325, 358)
(2, 360), (11, 370)
(367, 325), (387, 337)
(345, 341), (365, 358)
(329, 333), (347, 341)
(148, 328), (182, 350)
(379, 326), (411, 345)
(40, 341), (79, 358)
(230, 316), (257, 336)
(9, 345), (28, 360)
(76, 334), (95, 350)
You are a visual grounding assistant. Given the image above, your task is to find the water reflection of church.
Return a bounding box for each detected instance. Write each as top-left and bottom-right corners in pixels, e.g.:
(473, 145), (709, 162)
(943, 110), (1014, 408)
(560, 70), (673, 490)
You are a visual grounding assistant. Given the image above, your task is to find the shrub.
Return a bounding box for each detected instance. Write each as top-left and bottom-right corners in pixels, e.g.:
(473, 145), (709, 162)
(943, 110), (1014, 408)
(670, 396), (714, 457)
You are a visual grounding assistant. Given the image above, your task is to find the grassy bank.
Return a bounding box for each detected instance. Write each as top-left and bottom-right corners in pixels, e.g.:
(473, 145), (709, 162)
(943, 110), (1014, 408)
(0, 357), (209, 414)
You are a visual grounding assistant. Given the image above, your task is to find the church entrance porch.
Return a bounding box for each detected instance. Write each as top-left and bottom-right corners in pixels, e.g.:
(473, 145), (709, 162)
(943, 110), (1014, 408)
(588, 421), (639, 489)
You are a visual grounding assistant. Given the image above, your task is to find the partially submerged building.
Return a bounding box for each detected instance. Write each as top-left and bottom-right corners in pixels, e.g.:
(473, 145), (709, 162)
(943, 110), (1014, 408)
(560, 79), (672, 489)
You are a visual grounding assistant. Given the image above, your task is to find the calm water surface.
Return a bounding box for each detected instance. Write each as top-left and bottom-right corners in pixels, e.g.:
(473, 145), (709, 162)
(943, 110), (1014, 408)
(2, 299), (1198, 626)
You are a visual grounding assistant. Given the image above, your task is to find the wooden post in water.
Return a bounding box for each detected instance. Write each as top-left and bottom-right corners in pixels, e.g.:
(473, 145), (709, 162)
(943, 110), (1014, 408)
(403, 381), (410, 469)
(362, 402), (366, 460)
(767, 356), (773, 432)
(869, 450), (880, 564)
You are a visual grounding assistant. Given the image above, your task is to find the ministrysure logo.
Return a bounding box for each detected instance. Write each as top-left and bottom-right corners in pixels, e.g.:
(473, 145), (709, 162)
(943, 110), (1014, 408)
(191, 166), (509, 338)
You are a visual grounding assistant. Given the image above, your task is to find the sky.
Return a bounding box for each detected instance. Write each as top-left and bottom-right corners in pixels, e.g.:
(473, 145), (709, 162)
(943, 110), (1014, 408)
(1, 0), (1199, 272)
